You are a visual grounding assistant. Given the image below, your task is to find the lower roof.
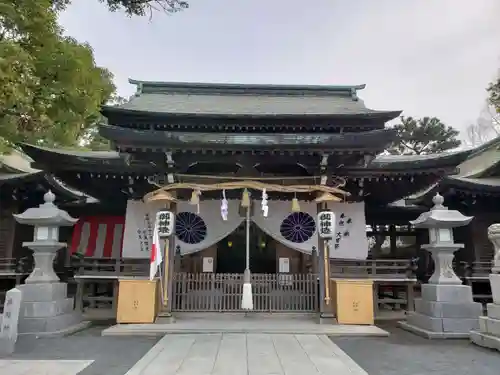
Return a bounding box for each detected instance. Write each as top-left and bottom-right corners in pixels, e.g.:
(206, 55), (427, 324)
(98, 125), (397, 152)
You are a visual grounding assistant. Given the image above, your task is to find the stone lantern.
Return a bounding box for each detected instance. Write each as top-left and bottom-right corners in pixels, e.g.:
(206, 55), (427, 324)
(12, 191), (88, 336)
(14, 191), (78, 284)
(399, 193), (481, 338)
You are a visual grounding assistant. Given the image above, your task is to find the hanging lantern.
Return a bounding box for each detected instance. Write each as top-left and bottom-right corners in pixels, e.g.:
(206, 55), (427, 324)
(228, 240), (233, 248)
(241, 188), (251, 208)
(291, 196), (301, 212)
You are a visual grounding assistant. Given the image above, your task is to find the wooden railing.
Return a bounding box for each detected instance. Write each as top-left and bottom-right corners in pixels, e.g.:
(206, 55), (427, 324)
(71, 258), (149, 278)
(330, 259), (415, 279)
(172, 273), (318, 312)
(460, 261), (492, 280)
(0, 258), (16, 275)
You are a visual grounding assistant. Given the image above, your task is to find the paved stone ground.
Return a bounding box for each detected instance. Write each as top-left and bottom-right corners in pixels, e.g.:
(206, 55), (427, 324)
(125, 333), (367, 375)
(0, 325), (160, 375)
(333, 323), (500, 375)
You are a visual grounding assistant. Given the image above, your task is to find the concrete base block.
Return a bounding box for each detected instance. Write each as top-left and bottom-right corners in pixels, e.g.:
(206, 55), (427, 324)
(18, 312), (82, 334)
(17, 283), (67, 302)
(490, 274), (500, 304)
(471, 331), (500, 352)
(18, 320), (91, 338)
(406, 312), (479, 333)
(421, 284), (473, 303)
(21, 298), (73, 318)
(398, 321), (470, 339)
(478, 316), (500, 336)
(15, 282), (86, 337)
(0, 337), (16, 356)
(487, 303), (500, 320)
(414, 299), (482, 318)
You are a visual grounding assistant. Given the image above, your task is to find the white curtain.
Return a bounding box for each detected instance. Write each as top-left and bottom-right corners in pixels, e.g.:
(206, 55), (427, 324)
(252, 200), (319, 254)
(175, 200), (243, 255)
(325, 201), (369, 260)
(122, 199), (368, 260)
(252, 200), (369, 260)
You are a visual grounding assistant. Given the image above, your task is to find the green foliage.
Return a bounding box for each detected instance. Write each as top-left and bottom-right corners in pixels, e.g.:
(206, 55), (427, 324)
(488, 77), (500, 114)
(51, 0), (188, 16)
(387, 116), (461, 155)
(0, 0), (115, 153)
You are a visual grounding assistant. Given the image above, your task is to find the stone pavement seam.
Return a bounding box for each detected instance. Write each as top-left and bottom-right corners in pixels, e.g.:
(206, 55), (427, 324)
(210, 333), (223, 375)
(124, 335), (169, 375)
(270, 333), (285, 374)
(318, 335), (368, 375)
(293, 334), (322, 374)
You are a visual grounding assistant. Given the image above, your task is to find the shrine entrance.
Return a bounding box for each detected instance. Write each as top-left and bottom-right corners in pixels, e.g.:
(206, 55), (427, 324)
(171, 221), (318, 313)
(216, 221), (276, 274)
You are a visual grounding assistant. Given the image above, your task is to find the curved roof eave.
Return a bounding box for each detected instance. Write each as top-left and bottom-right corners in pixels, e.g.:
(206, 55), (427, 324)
(98, 124), (397, 150)
(100, 106), (402, 121)
(368, 149), (473, 171)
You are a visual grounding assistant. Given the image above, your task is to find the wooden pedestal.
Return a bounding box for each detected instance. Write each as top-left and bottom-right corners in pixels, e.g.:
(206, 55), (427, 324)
(330, 279), (374, 325)
(117, 279), (160, 324)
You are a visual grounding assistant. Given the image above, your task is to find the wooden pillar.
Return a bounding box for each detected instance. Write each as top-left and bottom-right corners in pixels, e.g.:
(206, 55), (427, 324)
(161, 199), (177, 317)
(317, 202), (333, 320)
(311, 246), (318, 274)
(389, 224), (397, 257)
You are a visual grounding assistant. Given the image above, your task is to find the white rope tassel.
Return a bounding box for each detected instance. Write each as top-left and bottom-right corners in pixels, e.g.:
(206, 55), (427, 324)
(261, 188), (269, 218)
(221, 189), (228, 221)
(241, 283), (254, 310)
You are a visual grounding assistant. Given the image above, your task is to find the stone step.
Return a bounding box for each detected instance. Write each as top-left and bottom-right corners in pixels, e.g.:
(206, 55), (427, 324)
(471, 330), (500, 352)
(18, 312), (82, 334)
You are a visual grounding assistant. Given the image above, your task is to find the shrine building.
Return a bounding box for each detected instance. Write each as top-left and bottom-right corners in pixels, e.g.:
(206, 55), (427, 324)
(6, 80), (474, 314)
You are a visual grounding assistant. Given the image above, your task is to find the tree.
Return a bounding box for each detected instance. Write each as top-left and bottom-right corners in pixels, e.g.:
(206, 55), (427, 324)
(488, 76), (500, 113)
(0, 0), (116, 153)
(51, 0), (189, 17)
(465, 102), (499, 147)
(387, 116), (461, 155)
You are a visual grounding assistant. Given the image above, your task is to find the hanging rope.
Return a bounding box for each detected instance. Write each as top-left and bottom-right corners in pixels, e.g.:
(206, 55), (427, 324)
(144, 180), (349, 202)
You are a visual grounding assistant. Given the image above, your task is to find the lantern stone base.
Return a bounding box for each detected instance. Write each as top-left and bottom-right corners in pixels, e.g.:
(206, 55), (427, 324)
(398, 284), (481, 339)
(16, 283), (90, 337)
(470, 274), (500, 351)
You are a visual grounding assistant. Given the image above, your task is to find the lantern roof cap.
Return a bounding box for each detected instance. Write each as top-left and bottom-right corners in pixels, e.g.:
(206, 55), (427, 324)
(13, 190), (78, 226)
(409, 193), (473, 228)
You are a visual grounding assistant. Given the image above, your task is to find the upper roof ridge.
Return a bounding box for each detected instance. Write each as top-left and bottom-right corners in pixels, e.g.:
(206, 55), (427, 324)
(128, 79), (366, 99)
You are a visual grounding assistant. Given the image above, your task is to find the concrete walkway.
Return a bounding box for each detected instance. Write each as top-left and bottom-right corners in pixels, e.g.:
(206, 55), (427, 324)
(102, 317), (388, 337)
(125, 333), (368, 375)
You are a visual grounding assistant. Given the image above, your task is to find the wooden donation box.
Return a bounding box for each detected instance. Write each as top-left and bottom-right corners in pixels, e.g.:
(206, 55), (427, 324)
(330, 279), (374, 325)
(117, 279), (160, 324)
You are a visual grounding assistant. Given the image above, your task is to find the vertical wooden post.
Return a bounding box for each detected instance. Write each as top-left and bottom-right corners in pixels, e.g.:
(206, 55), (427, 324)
(161, 199), (176, 317)
(317, 202), (334, 322)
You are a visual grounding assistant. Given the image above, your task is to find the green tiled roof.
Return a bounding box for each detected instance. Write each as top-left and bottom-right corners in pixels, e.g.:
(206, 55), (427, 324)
(103, 80), (401, 118)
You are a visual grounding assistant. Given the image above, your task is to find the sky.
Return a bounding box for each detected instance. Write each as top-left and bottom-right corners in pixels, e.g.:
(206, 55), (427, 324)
(58, 0), (500, 137)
